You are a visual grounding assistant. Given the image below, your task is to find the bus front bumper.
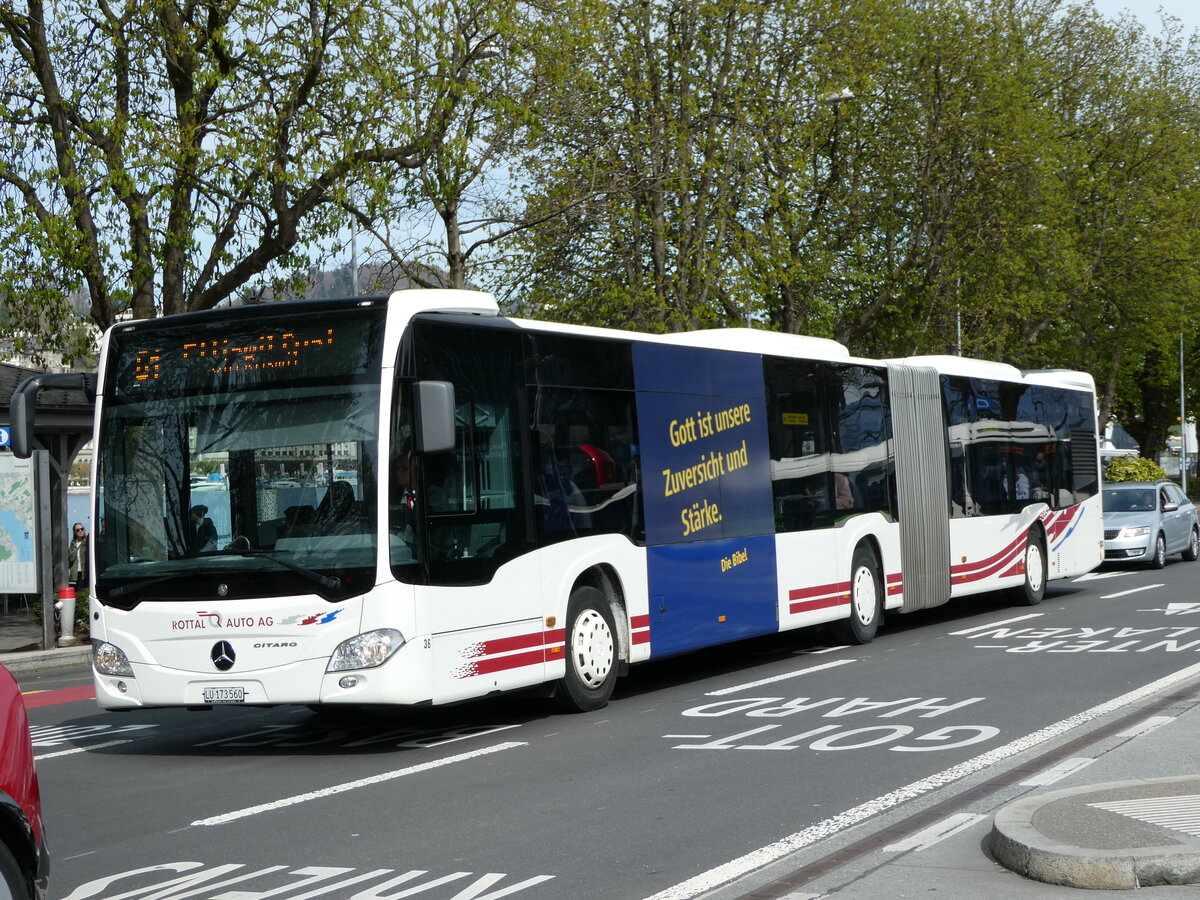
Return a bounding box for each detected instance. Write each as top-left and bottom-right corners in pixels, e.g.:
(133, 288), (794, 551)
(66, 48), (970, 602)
(92, 645), (432, 709)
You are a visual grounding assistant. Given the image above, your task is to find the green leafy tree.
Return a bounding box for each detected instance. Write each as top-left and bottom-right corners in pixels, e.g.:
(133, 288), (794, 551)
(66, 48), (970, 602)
(0, 0), (490, 354)
(338, 0), (596, 295)
(507, 0), (772, 331)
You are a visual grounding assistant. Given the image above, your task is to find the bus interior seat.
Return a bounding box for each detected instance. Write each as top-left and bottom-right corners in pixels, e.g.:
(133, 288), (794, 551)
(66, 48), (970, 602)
(316, 481), (356, 522)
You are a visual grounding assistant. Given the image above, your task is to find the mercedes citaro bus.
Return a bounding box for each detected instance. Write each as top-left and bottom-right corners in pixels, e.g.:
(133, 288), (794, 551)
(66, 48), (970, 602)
(9, 290), (1102, 712)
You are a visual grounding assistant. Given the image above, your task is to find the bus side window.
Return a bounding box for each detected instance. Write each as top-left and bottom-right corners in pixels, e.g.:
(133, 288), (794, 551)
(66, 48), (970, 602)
(529, 387), (640, 544)
(764, 357), (830, 532)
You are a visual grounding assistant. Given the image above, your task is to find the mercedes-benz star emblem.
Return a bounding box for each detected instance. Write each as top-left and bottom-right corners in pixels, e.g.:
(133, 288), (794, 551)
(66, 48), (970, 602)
(211, 641), (236, 671)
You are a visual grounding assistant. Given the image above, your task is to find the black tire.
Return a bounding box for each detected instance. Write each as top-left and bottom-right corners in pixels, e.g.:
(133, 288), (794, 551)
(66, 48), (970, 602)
(1183, 528), (1200, 562)
(0, 838), (29, 900)
(836, 545), (882, 644)
(555, 586), (618, 712)
(1017, 532), (1047, 606)
(1150, 532), (1167, 569)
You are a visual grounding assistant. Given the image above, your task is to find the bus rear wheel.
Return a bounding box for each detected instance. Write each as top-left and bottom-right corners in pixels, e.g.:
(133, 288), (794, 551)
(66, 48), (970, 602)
(1017, 532), (1047, 605)
(556, 586), (618, 712)
(836, 546), (882, 645)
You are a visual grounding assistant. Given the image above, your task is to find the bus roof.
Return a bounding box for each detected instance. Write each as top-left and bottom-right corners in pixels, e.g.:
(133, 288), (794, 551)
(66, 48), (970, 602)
(893, 354), (1024, 381)
(657, 328), (852, 362)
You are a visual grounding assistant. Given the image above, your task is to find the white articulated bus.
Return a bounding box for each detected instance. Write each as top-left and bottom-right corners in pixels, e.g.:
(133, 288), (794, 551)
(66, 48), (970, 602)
(9, 290), (1103, 712)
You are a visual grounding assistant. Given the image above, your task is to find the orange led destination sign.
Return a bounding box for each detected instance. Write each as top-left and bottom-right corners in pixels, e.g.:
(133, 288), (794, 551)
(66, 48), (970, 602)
(132, 329), (336, 382)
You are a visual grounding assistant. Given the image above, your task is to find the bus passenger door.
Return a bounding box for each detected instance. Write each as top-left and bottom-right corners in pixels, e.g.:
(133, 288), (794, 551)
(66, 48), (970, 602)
(407, 319), (539, 628)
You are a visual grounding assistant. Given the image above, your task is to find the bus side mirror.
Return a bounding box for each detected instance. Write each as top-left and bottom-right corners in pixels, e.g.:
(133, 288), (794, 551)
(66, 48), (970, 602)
(8, 372), (96, 459)
(415, 380), (456, 454)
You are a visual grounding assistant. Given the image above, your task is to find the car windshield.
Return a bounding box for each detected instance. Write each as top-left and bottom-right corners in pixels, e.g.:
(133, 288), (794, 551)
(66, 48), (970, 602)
(94, 303), (385, 604)
(1102, 488), (1156, 513)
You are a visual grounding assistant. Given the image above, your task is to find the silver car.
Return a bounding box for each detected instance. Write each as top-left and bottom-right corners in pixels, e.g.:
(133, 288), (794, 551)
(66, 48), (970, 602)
(1102, 480), (1200, 568)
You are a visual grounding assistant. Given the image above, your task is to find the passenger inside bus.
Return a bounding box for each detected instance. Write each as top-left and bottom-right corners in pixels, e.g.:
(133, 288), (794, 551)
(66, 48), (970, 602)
(536, 432), (586, 533)
(187, 505), (218, 553)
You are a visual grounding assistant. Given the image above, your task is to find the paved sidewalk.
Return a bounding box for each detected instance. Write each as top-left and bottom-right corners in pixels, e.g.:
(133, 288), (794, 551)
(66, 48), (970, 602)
(0, 609), (91, 674)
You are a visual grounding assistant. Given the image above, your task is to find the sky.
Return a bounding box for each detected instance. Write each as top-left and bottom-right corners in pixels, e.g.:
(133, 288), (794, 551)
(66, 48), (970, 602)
(1087, 0), (1200, 36)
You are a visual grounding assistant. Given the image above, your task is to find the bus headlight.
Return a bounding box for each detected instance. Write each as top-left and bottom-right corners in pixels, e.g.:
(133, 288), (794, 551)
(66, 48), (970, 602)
(327, 629), (406, 672)
(92, 639), (134, 676)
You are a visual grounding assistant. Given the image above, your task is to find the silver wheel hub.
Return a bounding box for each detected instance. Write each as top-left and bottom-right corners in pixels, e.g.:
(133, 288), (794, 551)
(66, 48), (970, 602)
(852, 565), (877, 625)
(1026, 542), (1044, 593)
(571, 609), (614, 688)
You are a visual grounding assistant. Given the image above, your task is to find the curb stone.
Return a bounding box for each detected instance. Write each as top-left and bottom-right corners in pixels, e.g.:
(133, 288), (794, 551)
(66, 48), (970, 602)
(0, 646), (92, 675)
(991, 776), (1200, 890)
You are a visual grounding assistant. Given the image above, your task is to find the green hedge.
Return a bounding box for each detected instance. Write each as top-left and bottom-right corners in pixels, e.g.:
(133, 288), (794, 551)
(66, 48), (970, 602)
(1104, 456), (1168, 483)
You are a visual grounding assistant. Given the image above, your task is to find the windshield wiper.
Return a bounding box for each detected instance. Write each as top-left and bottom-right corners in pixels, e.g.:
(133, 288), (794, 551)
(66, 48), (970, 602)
(105, 575), (177, 602)
(200, 548), (342, 592)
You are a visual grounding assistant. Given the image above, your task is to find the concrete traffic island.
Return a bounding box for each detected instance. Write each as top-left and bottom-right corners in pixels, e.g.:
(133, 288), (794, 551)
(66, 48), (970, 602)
(991, 775), (1200, 889)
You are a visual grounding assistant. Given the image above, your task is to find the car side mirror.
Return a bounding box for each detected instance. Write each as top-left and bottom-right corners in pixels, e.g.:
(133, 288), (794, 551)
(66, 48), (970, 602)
(1163, 502), (1179, 513)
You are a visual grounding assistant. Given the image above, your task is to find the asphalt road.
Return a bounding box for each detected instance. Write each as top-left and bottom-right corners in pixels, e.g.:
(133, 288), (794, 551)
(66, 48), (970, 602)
(22, 558), (1200, 900)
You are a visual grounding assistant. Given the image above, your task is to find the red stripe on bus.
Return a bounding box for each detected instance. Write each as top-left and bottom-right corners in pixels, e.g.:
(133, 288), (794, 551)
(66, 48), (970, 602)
(999, 561), (1026, 579)
(789, 594), (850, 615)
(470, 648), (546, 675)
(951, 531), (1027, 578)
(477, 628), (566, 657)
(788, 581), (851, 602)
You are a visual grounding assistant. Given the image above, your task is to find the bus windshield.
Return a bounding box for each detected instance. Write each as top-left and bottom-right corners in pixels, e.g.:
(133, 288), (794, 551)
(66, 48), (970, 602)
(94, 303), (386, 605)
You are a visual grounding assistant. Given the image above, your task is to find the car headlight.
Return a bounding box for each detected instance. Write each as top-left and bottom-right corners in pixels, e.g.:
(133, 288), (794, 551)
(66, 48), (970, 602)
(1118, 525), (1151, 539)
(327, 629), (406, 672)
(92, 639), (134, 676)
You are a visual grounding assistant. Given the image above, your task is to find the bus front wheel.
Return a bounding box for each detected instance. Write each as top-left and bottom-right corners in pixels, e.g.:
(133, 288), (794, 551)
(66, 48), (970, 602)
(556, 586), (618, 712)
(837, 546), (882, 645)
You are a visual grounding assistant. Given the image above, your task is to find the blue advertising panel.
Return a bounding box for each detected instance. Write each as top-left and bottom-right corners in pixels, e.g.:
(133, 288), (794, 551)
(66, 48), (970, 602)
(634, 343), (778, 655)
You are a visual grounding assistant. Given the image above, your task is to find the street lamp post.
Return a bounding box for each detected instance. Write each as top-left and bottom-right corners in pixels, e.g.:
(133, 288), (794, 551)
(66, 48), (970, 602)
(1181, 328), (1188, 494)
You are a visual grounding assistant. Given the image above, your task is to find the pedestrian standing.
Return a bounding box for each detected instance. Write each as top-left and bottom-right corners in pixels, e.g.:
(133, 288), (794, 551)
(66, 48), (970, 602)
(68, 522), (88, 588)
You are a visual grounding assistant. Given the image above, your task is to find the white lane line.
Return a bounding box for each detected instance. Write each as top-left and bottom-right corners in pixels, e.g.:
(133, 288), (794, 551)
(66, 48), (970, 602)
(1116, 716), (1175, 739)
(949, 613), (1043, 636)
(1075, 571), (1136, 582)
(882, 813), (987, 852)
(192, 741), (526, 826)
(1102, 584), (1163, 599)
(1020, 757), (1095, 787)
(36, 740), (132, 760)
(705, 659), (856, 696)
(1090, 795), (1200, 838)
(642, 659), (1200, 900)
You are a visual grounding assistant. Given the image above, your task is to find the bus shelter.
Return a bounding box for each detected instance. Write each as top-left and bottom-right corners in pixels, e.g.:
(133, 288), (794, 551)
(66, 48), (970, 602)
(0, 362), (94, 650)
